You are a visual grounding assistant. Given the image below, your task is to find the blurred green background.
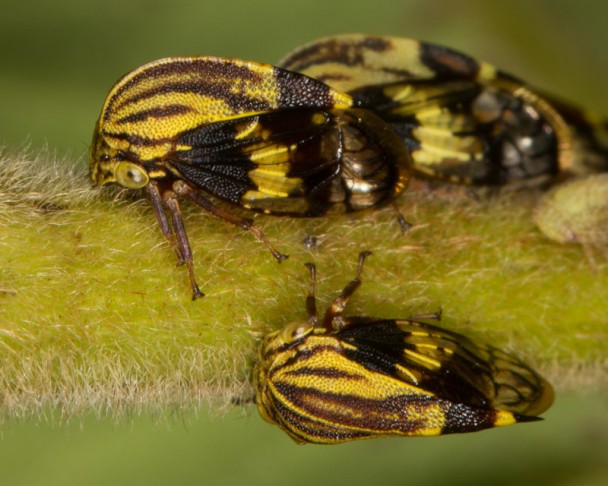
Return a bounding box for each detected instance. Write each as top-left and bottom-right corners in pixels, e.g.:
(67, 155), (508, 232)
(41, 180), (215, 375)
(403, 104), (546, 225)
(1, 0), (607, 484)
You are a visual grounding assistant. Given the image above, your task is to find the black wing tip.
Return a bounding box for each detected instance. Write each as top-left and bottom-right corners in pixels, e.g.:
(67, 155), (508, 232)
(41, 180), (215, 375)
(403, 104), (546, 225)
(514, 413), (544, 424)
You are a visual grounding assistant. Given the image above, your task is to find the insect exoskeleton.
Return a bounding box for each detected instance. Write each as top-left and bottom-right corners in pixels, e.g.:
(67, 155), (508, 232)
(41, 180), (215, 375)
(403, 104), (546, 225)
(279, 34), (608, 187)
(253, 251), (554, 444)
(90, 56), (411, 299)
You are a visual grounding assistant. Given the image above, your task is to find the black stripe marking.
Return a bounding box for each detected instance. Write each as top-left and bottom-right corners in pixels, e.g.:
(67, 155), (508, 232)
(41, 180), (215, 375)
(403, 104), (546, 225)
(274, 382), (431, 433)
(116, 104), (197, 125)
(419, 42), (480, 79)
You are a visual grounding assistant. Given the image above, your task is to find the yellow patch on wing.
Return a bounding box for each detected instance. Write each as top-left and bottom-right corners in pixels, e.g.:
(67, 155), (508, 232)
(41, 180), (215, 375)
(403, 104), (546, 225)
(129, 142), (178, 162)
(414, 106), (475, 130)
(273, 339), (434, 401)
(402, 347), (443, 370)
(413, 146), (476, 166)
(404, 402), (446, 436)
(243, 140), (306, 198)
(328, 90), (355, 109)
(238, 60), (283, 104)
(248, 144), (290, 164)
(246, 168), (304, 198)
(493, 410), (518, 427)
(477, 61), (498, 83)
(412, 128), (483, 166)
(278, 35), (436, 92)
(234, 118), (261, 140)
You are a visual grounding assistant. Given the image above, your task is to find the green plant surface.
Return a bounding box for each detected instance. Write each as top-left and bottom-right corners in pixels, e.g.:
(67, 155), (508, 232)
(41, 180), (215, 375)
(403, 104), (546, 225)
(1, 149), (606, 420)
(535, 174), (608, 246)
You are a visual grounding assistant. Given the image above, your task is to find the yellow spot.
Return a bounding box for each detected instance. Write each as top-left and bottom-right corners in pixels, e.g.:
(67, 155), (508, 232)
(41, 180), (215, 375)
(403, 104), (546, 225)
(134, 144), (175, 162)
(413, 144), (476, 164)
(147, 169), (167, 180)
(385, 84), (415, 103)
(234, 119), (260, 140)
(477, 62), (497, 82)
(249, 145), (290, 163)
(311, 112), (328, 126)
(494, 410), (517, 427)
(329, 90), (354, 109)
(409, 331), (429, 337)
(244, 166), (304, 198)
(244, 190), (280, 201)
(406, 402), (445, 436)
(395, 364), (420, 383)
(403, 348), (442, 369)
(413, 106), (443, 119)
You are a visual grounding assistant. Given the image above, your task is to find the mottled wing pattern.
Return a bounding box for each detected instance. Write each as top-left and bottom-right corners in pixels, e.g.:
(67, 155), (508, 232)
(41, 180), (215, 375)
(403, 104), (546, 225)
(255, 317), (552, 444)
(259, 329), (518, 444)
(279, 34), (608, 185)
(91, 56), (353, 180)
(339, 317), (554, 416)
(164, 109), (337, 215)
(349, 79), (563, 185)
(166, 107), (409, 216)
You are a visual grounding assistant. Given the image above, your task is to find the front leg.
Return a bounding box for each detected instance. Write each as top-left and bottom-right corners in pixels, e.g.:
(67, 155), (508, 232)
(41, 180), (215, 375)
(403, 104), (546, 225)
(161, 189), (204, 300)
(146, 181), (183, 263)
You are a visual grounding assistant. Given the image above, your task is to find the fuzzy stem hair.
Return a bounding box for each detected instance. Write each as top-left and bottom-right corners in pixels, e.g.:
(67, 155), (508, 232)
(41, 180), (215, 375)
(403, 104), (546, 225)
(0, 148), (606, 421)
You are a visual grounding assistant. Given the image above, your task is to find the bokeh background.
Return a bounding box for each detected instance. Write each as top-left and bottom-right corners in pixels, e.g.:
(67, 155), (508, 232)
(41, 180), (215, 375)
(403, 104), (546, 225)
(1, 0), (607, 484)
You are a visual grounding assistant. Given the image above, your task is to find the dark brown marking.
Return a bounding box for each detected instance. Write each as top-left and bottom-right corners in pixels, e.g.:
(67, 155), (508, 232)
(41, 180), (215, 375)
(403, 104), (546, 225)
(283, 37), (391, 72)
(115, 104), (198, 125)
(274, 382), (430, 433)
(419, 42), (481, 79)
(284, 366), (367, 380)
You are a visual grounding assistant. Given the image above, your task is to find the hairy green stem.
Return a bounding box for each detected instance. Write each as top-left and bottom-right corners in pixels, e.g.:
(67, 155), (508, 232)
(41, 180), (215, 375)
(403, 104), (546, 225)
(0, 148), (606, 421)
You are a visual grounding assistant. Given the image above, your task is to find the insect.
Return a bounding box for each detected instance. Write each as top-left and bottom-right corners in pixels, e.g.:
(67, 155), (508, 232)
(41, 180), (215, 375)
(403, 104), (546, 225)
(279, 34), (608, 187)
(90, 57), (411, 299)
(253, 251), (554, 444)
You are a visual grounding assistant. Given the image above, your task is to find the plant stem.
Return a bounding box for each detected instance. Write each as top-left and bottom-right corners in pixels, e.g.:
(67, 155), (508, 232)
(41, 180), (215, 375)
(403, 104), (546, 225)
(1, 148), (606, 421)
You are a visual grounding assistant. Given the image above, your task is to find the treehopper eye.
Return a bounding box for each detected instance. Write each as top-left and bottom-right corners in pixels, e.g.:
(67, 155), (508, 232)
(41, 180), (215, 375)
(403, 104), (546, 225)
(90, 57), (411, 299)
(279, 34), (608, 187)
(253, 251), (554, 444)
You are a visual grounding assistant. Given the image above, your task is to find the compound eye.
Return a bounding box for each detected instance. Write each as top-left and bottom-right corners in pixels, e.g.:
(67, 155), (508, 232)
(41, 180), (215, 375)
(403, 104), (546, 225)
(279, 322), (313, 345)
(114, 162), (149, 189)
